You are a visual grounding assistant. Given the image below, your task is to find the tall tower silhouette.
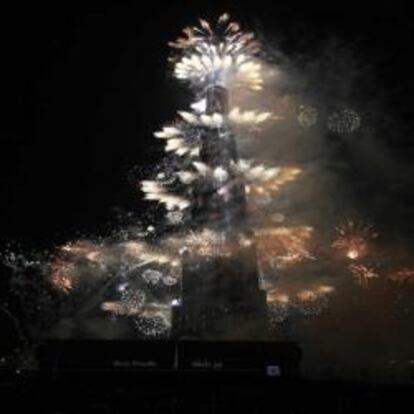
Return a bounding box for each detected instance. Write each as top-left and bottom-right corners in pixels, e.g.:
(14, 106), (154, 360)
(171, 81), (268, 340)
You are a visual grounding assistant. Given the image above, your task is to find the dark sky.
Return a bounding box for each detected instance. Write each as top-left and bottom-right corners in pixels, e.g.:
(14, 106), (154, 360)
(1, 0), (413, 249)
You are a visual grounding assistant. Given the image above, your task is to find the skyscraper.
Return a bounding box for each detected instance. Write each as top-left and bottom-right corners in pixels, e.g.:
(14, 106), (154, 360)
(172, 81), (268, 340)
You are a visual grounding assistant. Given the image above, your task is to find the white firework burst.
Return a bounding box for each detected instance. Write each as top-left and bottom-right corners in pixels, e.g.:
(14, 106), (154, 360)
(169, 14), (263, 91)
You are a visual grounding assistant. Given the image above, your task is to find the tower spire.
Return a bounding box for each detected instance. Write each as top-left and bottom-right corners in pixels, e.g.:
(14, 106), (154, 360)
(167, 15), (268, 339)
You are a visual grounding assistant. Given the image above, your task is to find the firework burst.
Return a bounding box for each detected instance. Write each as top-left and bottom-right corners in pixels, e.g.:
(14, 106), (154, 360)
(169, 13), (263, 91)
(332, 220), (378, 260)
(348, 263), (379, 286)
(388, 268), (414, 284)
(256, 226), (314, 269)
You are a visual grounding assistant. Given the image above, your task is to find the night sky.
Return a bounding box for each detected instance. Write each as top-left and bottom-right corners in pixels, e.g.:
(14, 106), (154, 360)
(1, 1), (414, 381)
(2, 1), (413, 247)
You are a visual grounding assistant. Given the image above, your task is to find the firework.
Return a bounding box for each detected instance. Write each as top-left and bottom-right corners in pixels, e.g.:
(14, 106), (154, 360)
(154, 120), (201, 158)
(295, 290), (330, 316)
(162, 275), (179, 286)
(122, 240), (181, 268)
(238, 161), (302, 203)
(165, 229), (229, 258)
(348, 263), (379, 286)
(166, 210), (184, 225)
(297, 105), (318, 127)
(60, 240), (107, 265)
(50, 258), (79, 293)
(228, 107), (273, 125)
(389, 268), (414, 284)
(297, 289), (319, 302)
(267, 301), (290, 324)
(317, 285), (335, 294)
(169, 14), (263, 91)
(176, 171), (197, 184)
(141, 180), (190, 211)
(153, 126), (182, 139)
(101, 301), (128, 316)
(133, 303), (172, 336)
(332, 220), (378, 260)
(101, 288), (147, 317)
(134, 313), (170, 337)
(142, 268), (163, 285)
(267, 289), (290, 305)
(256, 226), (314, 269)
(296, 286), (334, 312)
(50, 259), (78, 293)
(327, 108), (361, 134)
(267, 284), (334, 324)
(199, 113), (224, 128)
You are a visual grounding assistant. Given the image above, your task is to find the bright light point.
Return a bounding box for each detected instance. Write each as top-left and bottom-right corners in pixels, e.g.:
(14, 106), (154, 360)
(191, 99), (207, 113)
(240, 238), (253, 247)
(117, 282), (128, 292)
(318, 285), (334, 294)
(276, 294), (289, 304)
(347, 249), (359, 260)
(171, 299), (181, 307)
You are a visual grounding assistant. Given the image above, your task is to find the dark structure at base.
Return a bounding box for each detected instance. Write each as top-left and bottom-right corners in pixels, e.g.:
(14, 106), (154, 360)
(173, 83), (269, 340)
(172, 246), (268, 340)
(37, 340), (301, 380)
